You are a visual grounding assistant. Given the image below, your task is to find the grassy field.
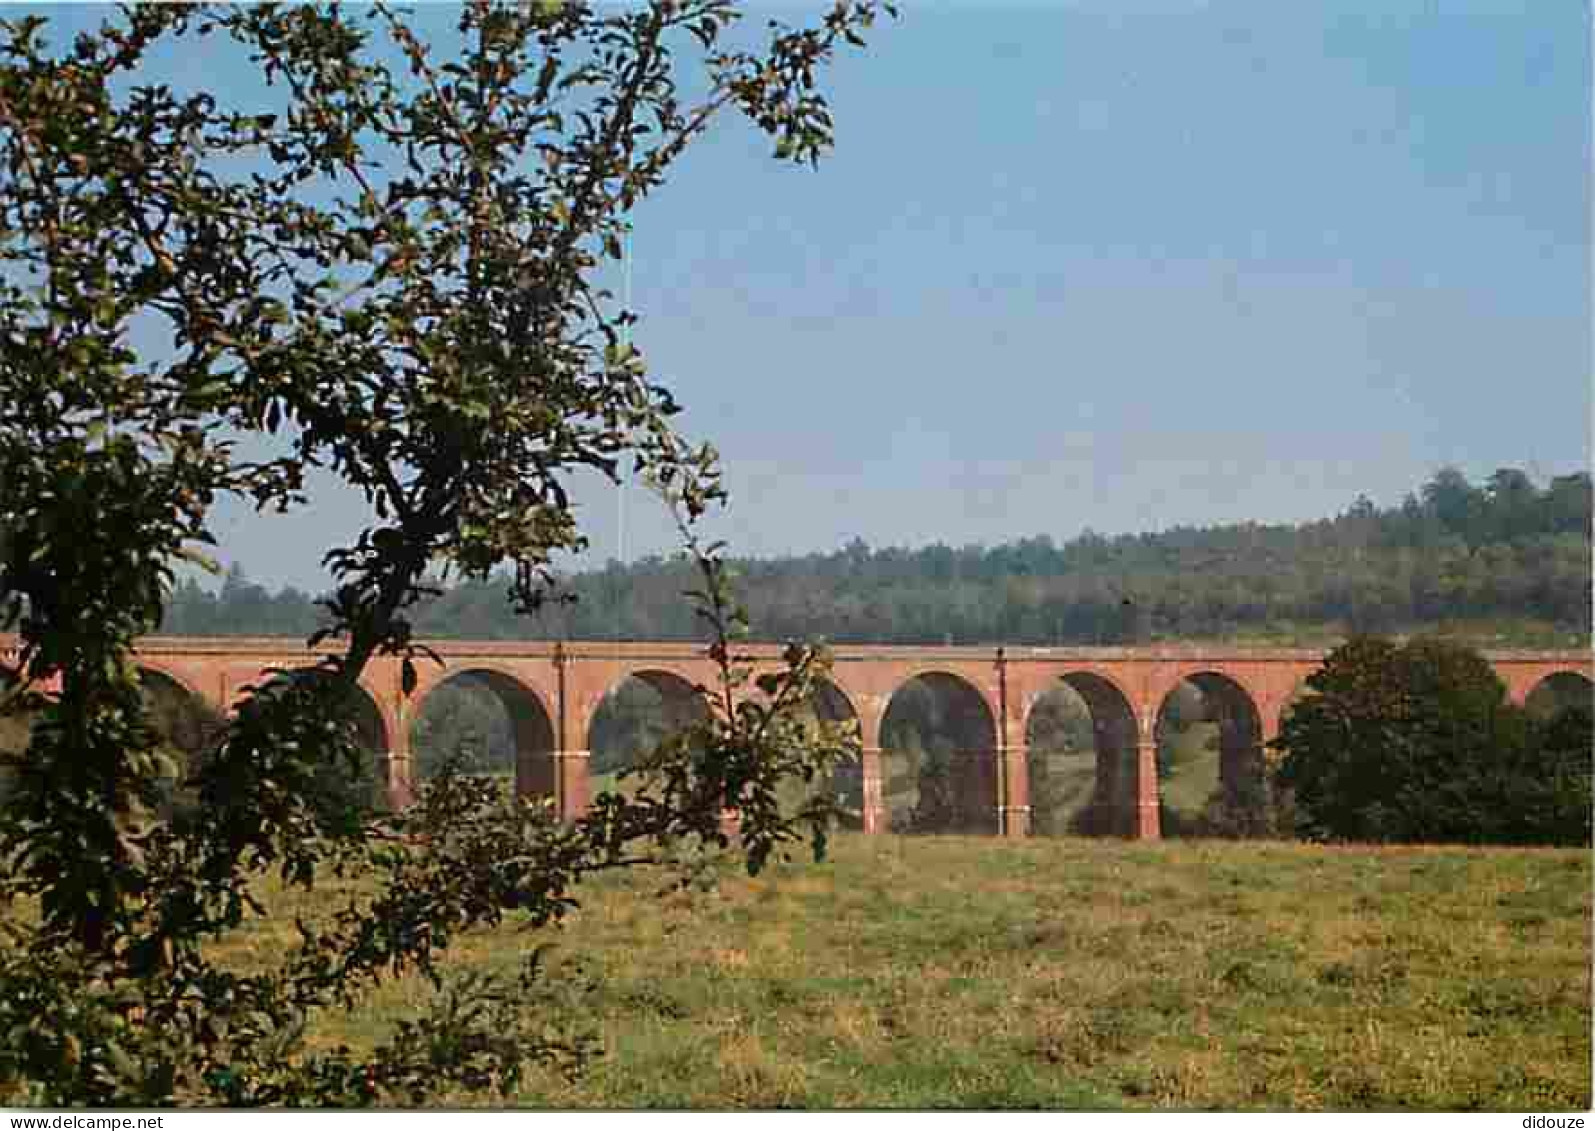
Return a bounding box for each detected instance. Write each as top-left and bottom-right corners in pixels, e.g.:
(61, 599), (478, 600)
(219, 832), (1592, 1110)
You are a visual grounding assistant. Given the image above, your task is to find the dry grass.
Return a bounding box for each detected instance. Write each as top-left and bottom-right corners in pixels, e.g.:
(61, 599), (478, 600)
(68, 833), (1595, 1108)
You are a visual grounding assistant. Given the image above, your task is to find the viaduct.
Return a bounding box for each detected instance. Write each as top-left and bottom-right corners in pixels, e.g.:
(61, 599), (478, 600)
(3, 635), (1589, 840)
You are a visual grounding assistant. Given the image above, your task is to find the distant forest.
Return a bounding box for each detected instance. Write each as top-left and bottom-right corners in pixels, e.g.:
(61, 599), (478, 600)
(162, 466), (1592, 647)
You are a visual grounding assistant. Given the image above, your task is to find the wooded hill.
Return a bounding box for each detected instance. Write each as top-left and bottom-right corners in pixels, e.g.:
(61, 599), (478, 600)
(162, 466), (1592, 647)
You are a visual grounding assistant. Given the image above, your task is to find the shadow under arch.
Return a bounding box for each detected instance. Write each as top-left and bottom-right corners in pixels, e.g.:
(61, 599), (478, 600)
(252, 667), (390, 810)
(0, 661), (37, 804)
(791, 675), (864, 827)
(343, 680), (389, 760)
(139, 666), (224, 755)
(587, 668), (708, 795)
(0, 664), (27, 756)
(334, 676), (390, 808)
(409, 669), (554, 799)
(138, 666), (226, 819)
(1525, 671), (1593, 721)
(880, 670), (998, 835)
(1026, 671), (1139, 837)
(1155, 671), (1266, 838)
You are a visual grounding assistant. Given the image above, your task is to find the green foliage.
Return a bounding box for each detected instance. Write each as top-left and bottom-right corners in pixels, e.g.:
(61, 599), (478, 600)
(537, 465), (1582, 645)
(1523, 706), (1595, 846)
(0, 0), (886, 1105)
(1273, 637), (1591, 845)
(162, 465), (1590, 646)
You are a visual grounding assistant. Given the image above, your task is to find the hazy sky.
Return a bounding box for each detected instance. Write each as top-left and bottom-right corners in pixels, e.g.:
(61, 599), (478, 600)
(49, 3), (1595, 591)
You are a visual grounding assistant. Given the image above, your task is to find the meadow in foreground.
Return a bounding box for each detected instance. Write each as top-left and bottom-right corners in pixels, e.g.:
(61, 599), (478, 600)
(222, 833), (1591, 1110)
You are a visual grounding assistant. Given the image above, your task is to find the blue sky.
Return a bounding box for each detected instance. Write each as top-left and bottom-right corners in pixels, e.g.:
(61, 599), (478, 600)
(39, 3), (1593, 591)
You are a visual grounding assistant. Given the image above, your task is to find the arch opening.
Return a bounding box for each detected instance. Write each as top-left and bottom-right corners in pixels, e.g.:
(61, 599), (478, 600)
(1026, 673), (1138, 837)
(587, 670), (707, 798)
(1525, 672), (1593, 722)
(410, 670), (553, 797)
(1155, 672), (1266, 838)
(0, 663), (36, 803)
(138, 667), (226, 820)
(880, 672), (998, 835)
(789, 677), (863, 828)
(140, 668), (224, 757)
(334, 678), (389, 810)
(262, 669), (389, 811)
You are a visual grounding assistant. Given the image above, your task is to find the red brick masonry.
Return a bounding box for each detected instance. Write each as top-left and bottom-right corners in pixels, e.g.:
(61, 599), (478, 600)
(3, 635), (1587, 840)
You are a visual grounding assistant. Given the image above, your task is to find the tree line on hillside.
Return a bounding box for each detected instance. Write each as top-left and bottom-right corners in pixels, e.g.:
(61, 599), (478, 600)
(161, 466), (1592, 645)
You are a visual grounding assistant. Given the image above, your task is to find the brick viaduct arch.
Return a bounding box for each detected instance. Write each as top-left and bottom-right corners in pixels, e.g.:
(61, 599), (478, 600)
(1, 636), (1587, 840)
